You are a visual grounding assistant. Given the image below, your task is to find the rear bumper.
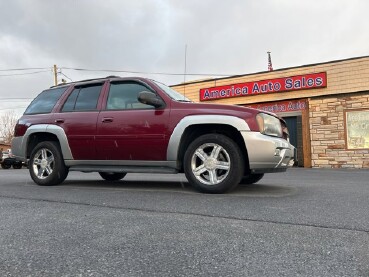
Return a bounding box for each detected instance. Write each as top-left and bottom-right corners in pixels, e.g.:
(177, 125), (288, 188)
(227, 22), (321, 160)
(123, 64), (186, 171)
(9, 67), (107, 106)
(241, 131), (295, 173)
(11, 136), (27, 162)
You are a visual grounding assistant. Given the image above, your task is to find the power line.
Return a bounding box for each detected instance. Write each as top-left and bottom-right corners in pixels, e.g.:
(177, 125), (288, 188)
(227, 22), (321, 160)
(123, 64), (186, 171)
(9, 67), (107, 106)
(60, 66), (233, 77)
(0, 106), (27, 111)
(0, 97), (33, 100)
(0, 67), (50, 71)
(59, 71), (73, 82)
(0, 70), (51, 77)
(0, 65), (237, 78)
(0, 100), (32, 102)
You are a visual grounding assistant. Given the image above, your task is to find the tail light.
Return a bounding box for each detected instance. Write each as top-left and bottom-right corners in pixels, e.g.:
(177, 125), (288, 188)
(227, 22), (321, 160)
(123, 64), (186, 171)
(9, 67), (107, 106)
(14, 122), (29, 137)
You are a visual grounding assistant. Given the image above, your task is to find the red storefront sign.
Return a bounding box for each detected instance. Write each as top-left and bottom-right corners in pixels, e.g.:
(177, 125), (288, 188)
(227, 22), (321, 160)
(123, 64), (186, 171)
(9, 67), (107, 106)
(247, 99), (307, 113)
(199, 72), (327, 101)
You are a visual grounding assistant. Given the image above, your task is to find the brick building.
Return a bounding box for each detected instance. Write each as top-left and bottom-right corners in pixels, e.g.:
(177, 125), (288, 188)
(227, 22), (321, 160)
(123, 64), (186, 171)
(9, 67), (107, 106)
(171, 56), (369, 168)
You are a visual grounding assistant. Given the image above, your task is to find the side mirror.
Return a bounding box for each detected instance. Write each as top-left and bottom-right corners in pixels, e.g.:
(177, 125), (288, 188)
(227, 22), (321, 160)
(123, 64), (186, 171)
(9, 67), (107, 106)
(138, 91), (165, 108)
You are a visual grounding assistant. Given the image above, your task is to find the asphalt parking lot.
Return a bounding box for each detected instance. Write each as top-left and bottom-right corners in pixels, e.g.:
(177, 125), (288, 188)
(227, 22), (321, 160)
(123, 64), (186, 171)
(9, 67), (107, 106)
(0, 168), (368, 276)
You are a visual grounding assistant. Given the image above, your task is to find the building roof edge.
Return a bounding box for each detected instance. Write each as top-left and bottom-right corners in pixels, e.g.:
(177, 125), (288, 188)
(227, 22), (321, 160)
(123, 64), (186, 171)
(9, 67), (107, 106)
(171, 55), (369, 87)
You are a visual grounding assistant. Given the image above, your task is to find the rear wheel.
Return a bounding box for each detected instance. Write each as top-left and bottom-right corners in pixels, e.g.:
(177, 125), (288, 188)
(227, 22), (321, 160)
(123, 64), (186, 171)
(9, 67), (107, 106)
(1, 163), (11, 169)
(29, 141), (69, 186)
(240, 173), (264, 185)
(99, 172), (126, 181)
(184, 134), (244, 193)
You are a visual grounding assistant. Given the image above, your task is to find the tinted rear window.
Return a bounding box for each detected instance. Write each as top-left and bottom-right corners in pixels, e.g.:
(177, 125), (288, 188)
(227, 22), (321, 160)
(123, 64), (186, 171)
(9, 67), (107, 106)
(24, 87), (68, 115)
(62, 84), (102, 112)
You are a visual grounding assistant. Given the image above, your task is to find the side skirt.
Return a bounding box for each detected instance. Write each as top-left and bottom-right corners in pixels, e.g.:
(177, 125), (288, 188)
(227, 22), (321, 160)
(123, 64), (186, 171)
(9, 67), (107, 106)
(65, 160), (179, 174)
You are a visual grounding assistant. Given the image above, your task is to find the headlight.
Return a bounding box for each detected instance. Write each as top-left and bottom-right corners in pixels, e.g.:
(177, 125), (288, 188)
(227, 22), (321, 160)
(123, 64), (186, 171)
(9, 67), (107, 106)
(256, 113), (283, 137)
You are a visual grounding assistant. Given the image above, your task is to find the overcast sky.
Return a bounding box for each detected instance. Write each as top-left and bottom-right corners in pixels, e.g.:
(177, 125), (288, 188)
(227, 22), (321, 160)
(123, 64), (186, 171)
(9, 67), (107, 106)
(1, 0), (369, 116)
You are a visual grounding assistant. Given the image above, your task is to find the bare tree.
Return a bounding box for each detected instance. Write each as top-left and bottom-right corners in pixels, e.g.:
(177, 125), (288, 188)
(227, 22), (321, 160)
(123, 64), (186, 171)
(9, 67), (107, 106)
(0, 111), (19, 144)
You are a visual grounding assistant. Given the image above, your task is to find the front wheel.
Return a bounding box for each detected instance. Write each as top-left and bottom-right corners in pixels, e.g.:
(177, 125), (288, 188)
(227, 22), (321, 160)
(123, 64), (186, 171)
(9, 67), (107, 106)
(184, 134), (244, 193)
(99, 172), (126, 181)
(29, 141), (69, 186)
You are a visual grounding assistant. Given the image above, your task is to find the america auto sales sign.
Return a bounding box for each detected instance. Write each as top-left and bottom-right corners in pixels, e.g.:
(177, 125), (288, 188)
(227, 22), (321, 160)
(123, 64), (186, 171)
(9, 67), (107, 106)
(199, 72), (327, 101)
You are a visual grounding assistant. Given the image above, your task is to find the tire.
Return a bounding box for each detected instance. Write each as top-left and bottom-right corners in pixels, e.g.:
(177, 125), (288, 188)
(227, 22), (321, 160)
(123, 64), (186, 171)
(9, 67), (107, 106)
(239, 173), (264, 185)
(184, 134), (244, 193)
(1, 163), (11, 169)
(99, 172), (126, 181)
(29, 141), (69, 186)
(12, 163), (23, 169)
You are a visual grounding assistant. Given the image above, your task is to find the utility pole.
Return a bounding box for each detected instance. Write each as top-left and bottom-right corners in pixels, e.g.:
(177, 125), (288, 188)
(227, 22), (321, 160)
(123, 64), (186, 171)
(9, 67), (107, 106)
(53, 64), (58, 85)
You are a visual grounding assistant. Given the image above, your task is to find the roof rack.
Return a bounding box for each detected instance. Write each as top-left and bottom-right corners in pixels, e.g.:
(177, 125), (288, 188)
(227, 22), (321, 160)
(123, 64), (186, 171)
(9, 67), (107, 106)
(51, 75), (123, 88)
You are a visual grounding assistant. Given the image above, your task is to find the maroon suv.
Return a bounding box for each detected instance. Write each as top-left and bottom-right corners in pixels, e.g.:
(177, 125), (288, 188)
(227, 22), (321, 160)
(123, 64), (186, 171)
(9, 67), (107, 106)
(12, 76), (294, 193)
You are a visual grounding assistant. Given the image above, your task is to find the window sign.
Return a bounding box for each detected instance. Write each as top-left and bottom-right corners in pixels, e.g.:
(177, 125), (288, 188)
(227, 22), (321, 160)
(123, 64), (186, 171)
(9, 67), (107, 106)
(247, 99), (306, 113)
(345, 109), (369, 149)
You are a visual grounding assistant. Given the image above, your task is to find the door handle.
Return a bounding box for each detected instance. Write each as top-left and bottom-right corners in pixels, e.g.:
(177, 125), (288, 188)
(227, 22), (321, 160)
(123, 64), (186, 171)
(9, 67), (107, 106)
(102, 117), (114, 123)
(55, 119), (65, 123)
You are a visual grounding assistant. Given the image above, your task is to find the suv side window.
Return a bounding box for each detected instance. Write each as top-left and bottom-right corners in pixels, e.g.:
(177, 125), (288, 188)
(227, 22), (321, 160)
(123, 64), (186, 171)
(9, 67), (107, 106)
(62, 84), (102, 112)
(106, 82), (154, 110)
(24, 87), (68, 115)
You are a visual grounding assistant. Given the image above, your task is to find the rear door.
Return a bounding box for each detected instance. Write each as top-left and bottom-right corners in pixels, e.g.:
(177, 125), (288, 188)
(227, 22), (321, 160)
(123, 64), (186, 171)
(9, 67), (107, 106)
(96, 81), (170, 161)
(53, 83), (105, 160)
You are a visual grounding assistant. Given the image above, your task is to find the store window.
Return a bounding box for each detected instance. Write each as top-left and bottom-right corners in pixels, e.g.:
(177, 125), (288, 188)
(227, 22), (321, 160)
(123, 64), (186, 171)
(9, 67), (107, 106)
(344, 109), (369, 149)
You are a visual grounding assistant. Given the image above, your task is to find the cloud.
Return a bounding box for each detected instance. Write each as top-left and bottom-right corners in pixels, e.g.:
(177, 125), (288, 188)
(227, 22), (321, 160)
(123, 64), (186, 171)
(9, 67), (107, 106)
(0, 0), (368, 115)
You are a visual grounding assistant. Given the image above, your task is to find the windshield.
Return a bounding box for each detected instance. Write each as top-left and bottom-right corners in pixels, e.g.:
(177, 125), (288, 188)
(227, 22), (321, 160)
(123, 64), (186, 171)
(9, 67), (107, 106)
(153, 81), (191, 102)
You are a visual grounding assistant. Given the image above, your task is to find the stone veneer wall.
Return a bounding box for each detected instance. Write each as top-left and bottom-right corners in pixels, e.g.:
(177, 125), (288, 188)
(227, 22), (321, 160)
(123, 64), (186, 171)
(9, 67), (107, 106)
(309, 92), (369, 168)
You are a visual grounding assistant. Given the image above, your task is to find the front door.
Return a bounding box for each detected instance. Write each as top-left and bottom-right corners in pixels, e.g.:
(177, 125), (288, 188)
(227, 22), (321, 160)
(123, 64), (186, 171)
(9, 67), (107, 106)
(96, 81), (170, 161)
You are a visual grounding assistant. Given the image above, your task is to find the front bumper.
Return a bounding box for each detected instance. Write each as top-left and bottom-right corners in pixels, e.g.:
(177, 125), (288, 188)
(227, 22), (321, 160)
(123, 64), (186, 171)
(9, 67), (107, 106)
(241, 131), (295, 173)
